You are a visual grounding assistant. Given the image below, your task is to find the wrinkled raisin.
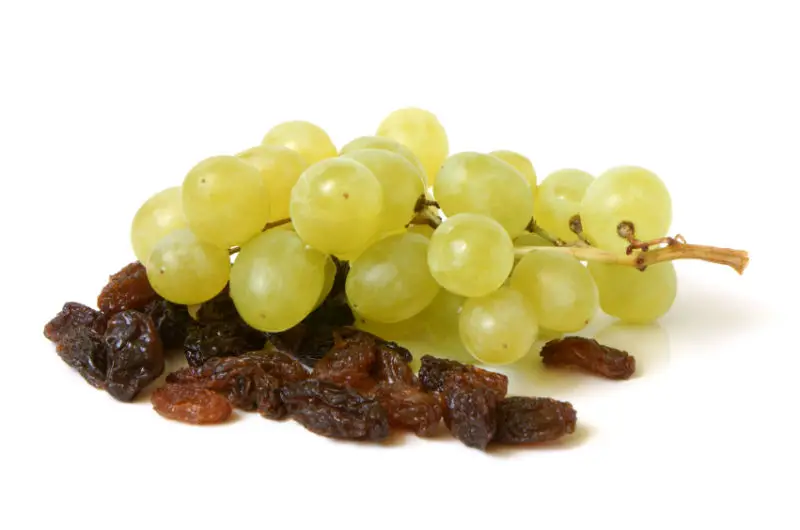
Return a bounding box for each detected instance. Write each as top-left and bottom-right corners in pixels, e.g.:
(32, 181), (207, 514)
(44, 302), (107, 342)
(281, 380), (389, 441)
(183, 320), (266, 367)
(151, 384), (232, 424)
(55, 328), (108, 389)
(494, 397), (577, 444)
(372, 342), (416, 386)
(97, 262), (159, 315)
(540, 336), (635, 380)
(282, 324), (337, 368)
(312, 329), (378, 389)
(194, 287), (238, 323)
(418, 355), (508, 398)
(372, 382), (441, 437)
(442, 371), (498, 450)
(143, 298), (191, 349)
(104, 310), (164, 402)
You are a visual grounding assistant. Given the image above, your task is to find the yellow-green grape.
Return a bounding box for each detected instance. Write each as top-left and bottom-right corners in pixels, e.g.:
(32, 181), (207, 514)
(346, 232), (440, 323)
(533, 169), (594, 243)
(376, 107), (449, 185)
(407, 223), (435, 238)
(340, 149), (424, 236)
(230, 230), (328, 332)
(340, 136), (426, 181)
(580, 166), (672, 253)
(513, 232), (554, 248)
(459, 287), (538, 365)
(589, 261), (677, 323)
(290, 158), (383, 258)
(510, 251), (598, 332)
(315, 256), (337, 308)
(130, 187), (189, 263)
(489, 150), (537, 201)
(434, 152), (533, 237)
(261, 120), (337, 165)
(182, 156), (270, 249)
(146, 228), (230, 305)
(237, 145), (308, 222)
(427, 213), (514, 297)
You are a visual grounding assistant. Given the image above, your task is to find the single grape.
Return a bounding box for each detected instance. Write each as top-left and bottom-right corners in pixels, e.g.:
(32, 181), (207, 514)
(533, 169), (594, 243)
(510, 251), (598, 332)
(290, 157), (383, 258)
(407, 223), (435, 238)
(315, 256), (337, 308)
(589, 261), (677, 323)
(376, 107), (449, 185)
(459, 287), (538, 365)
(489, 150), (538, 201)
(261, 120), (337, 165)
(434, 152), (533, 237)
(182, 155), (270, 249)
(339, 136), (426, 182)
(237, 145), (308, 223)
(130, 187), (189, 263)
(340, 149), (425, 237)
(580, 166), (672, 253)
(427, 213), (514, 298)
(346, 232), (440, 323)
(230, 230), (328, 332)
(513, 232), (554, 248)
(146, 228), (230, 305)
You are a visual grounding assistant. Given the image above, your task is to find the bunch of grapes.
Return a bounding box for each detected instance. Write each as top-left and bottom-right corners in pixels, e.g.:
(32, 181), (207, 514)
(131, 107), (729, 367)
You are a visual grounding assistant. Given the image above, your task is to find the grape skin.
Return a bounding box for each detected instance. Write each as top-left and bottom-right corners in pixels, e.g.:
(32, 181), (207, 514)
(489, 150), (538, 202)
(376, 107), (449, 185)
(262, 120), (337, 165)
(237, 145), (308, 223)
(130, 187), (189, 264)
(533, 169), (594, 243)
(339, 136), (426, 182)
(589, 261), (677, 323)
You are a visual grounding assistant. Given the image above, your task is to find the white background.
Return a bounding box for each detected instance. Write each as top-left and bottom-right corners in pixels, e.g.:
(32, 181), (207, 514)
(1, 1), (798, 528)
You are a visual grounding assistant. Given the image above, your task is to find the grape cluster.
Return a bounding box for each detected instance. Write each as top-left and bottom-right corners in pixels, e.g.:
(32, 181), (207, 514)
(132, 108), (680, 366)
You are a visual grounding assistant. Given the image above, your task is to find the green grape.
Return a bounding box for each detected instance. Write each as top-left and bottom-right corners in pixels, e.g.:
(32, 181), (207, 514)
(513, 232), (554, 248)
(340, 149), (425, 236)
(313, 256), (337, 308)
(510, 251), (598, 332)
(182, 156), (270, 249)
(427, 213), (514, 297)
(589, 261), (677, 323)
(237, 145), (308, 222)
(230, 230), (328, 332)
(489, 150), (538, 200)
(130, 187), (189, 263)
(533, 169), (594, 243)
(459, 287), (538, 365)
(290, 157), (383, 258)
(346, 232), (440, 323)
(146, 228), (230, 305)
(261, 120), (337, 165)
(339, 136), (426, 181)
(376, 107), (448, 185)
(434, 152), (533, 237)
(580, 166), (672, 253)
(407, 223), (435, 238)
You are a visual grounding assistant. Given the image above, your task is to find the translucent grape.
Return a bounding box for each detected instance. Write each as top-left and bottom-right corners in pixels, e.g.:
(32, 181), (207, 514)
(261, 120), (337, 165)
(489, 150), (537, 200)
(130, 187), (189, 263)
(146, 228), (230, 305)
(427, 213), (514, 297)
(339, 136), (426, 181)
(182, 156), (270, 248)
(290, 158), (383, 258)
(315, 256), (337, 308)
(589, 262), (677, 323)
(434, 152), (533, 237)
(513, 232), (554, 248)
(237, 145), (308, 222)
(340, 149), (425, 236)
(459, 287), (538, 365)
(510, 251), (598, 332)
(376, 107), (449, 184)
(346, 232), (440, 323)
(230, 230), (328, 332)
(580, 166), (672, 253)
(533, 169), (594, 243)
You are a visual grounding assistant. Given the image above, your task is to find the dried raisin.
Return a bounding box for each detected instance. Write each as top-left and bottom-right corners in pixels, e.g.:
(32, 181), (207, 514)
(151, 384), (232, 424)
(540, 336), (636, 380)
(55, 328), (108, 389)
(372, 342), (416, 386)
(194, 287), (239, 323)
(104, 310), (164, 402)
(418, 355), (508, 398)
(143, 298), (191, 349)
(372, 382), (441, 437)
(442, 371), (499, 450)
(97, 262), (159, 315)
(494, 397), (577, 444)
(44, 302), (107, 342)
(183, 320), (266, 367)
(312, 329), (378, 389)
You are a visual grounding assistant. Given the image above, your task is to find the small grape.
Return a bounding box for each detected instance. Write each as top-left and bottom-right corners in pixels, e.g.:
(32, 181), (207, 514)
(146, 228), (230, 305)
(489, 150), (537, 201)
(262, 120), (337, 165)
(533, 169), (594, 243)
(315, 256), (337, 308)
(376, 107), (449, 185)
(237, 145), (308, 223)
(589, 261), (677, 323)
(513, 232), (554, 248)
(130, 187), (189, 263)
(427, 213), (514, 298)
(339, 136), (426, 182)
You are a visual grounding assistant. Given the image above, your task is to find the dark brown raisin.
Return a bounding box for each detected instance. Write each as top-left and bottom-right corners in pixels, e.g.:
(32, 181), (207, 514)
(418, 355), (508, 398)
(540, 336), (635, 380)
(442, 371), (498, 450)
(282, 324), (337, 368)
(183, 320), (266, 367)
(44, 302), (107, 342)
(97, 262), (159, 315)
(372, 382), (441, 437)
(372, 342), (416, 386)
(55, 328), (108, 389)
(281, 380), (389, 441)
(143, 298), (191, 349)
(151, 384), (232, 425)
(104, 310), (164, 402)
(494, 397), (577, 444)
(194, 287), (239, 323)
(312, 329), (378, 389)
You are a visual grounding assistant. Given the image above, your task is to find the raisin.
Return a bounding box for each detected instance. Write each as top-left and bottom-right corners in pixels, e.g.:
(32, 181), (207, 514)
(312, 328), (380, 389)
(194, 287), (239, 323)
(281, 380), (389, 441)
(494, 397), (577, 444)
(372, 342), (416, 386)
(283, 324), (337, 368)
(97, 262), (159, 315)
(540, 336), (636, 380)
(104, 310), (164, 402)
(55, 328), (108, 389)
(442, 371), (499, 450)
(143, 298), (191, 349)
(151, 384), (232, 425)
(44, 302), (107, 342)
(372, 382), (441, 437)
(418, 355), (508, 398)
(183, 319), (266, 367)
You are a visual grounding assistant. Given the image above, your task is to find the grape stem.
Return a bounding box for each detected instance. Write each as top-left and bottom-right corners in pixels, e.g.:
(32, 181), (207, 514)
(228, 217), (292, 255)
(525, 219), (567, 246)
(408, 194), (442, 229)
